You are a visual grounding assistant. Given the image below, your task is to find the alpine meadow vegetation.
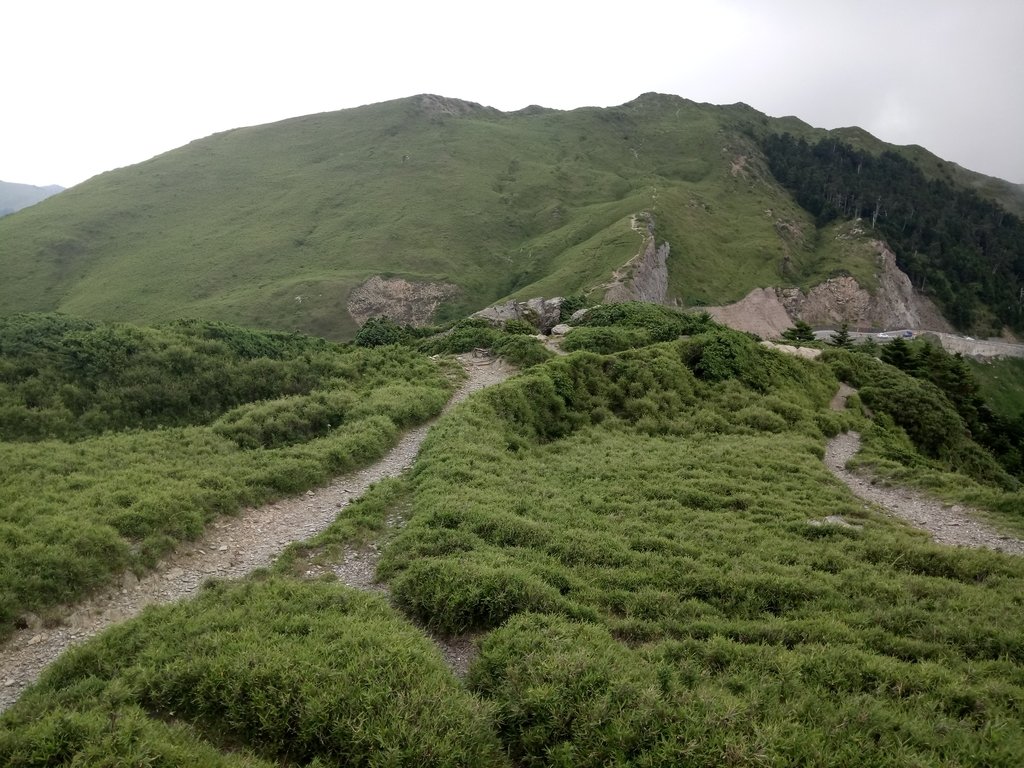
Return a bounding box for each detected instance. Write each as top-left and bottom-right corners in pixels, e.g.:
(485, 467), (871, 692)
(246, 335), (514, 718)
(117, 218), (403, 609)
(3, 308), (1024, 766)
(0, 314), (458, 638)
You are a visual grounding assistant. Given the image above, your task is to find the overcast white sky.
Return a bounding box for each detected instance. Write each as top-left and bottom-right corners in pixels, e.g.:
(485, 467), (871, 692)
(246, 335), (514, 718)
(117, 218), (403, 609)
(3, 0), (1023, 188)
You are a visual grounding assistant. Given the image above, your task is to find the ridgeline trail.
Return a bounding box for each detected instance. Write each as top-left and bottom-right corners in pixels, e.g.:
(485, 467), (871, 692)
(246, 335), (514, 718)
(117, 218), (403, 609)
(0, 354), (513, 713)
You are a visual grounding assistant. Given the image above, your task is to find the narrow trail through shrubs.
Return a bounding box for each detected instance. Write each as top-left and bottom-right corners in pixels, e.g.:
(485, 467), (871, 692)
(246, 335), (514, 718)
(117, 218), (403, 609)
(825, 431), (1024, 555)
(0, 355), (512, 712)
(825, 383), (1024, 555)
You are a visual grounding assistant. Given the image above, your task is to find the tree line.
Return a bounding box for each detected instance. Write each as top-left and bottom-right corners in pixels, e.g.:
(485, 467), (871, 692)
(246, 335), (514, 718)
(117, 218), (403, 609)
(759, 133), (1024, 333)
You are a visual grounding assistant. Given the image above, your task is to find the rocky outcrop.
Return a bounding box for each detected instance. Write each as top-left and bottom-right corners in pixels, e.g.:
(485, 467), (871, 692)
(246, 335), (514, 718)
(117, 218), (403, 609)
(603, 237), (671, 304)
(347, 276), (460, 326)
(781, 242), (953, 332)
(702, 240), (954, 338)
(472, 297), (564, 332)
(759, 340), (822, 360)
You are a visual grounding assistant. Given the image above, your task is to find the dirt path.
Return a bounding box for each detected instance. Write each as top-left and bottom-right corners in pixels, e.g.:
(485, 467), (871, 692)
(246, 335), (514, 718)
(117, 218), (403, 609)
(0, 355), (513, 712)
(825, 382), (1023, 555)
(829, 382), (857, 411)
(824, 431), (1024, 556)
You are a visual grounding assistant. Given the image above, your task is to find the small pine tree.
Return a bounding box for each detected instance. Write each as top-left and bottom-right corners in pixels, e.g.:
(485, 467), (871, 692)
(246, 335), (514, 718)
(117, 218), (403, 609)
(830, 322), (854, 348)
(781, 319), (815, 343)
(880, 336), (914, 371)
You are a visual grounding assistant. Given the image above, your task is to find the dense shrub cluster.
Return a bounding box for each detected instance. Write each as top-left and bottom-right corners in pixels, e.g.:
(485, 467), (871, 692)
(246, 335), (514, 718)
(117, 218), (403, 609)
(0, 314), (425, 440)
(579, 302), (713, 336)
(416, 317), (553, 368)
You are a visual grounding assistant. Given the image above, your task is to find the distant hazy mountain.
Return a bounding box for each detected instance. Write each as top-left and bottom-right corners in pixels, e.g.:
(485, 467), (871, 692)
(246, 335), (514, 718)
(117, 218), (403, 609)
(0, 93), (1020, 339)
(0, 180), (64, 217)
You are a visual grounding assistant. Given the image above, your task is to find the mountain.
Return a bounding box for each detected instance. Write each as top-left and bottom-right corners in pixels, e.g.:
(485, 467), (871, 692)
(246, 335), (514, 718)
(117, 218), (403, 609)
(0, 93), (1021, 339)
(0, 180), (63, 217)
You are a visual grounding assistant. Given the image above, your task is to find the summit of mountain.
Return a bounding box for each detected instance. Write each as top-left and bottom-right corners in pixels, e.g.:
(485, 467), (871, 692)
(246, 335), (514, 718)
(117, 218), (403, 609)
(0, 93), (1020, 339)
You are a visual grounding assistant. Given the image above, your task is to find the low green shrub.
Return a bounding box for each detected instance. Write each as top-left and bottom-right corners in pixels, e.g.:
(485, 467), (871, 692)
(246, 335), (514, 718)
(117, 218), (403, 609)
(503, 318), (536, 335)
(576, 302), (713, 340)
(493, 335), (553, 367)
(0, 323), (455, 638)
(0, 314), (362, 440)
(1, 578), (509, 766)
(353, 315), (409, 347)
(562, 326), (652, 353)
(419, 318), (501, 355)
(392, 557), (565, 633)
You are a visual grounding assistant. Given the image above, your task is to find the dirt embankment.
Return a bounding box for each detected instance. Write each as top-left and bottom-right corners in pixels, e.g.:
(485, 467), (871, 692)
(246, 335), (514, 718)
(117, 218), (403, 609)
(705, 288), (794, 338)
(704, 240), (952, 339)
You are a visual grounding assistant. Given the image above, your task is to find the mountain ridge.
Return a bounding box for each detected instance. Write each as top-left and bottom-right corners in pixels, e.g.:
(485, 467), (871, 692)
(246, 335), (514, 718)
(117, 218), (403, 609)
(0, 93), (1020, 338)
(0, 180), (64, 217)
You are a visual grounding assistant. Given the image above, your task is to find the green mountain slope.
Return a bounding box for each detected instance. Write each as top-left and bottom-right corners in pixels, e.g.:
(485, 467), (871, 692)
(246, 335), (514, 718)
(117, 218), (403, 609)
(0, 93), (1019, 338)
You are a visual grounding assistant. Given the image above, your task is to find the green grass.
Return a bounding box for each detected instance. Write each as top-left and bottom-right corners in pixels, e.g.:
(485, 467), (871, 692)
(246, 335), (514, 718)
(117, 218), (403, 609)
(0, 315), (458, 638)
(0, 577), (509, 767)
(0, 93), (991, 339)
(5, 320), (1024, 765)
(968, 357), (1024, 419)
(370, 335), (1024, 764)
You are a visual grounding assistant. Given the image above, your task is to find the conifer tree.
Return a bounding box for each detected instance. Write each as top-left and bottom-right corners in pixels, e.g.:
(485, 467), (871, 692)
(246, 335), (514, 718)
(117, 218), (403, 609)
(830, 322), (854, 348)
(781, 319), (815, 343)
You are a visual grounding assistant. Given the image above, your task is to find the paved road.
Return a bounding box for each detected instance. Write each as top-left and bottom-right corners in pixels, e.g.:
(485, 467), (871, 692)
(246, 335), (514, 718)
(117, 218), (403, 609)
(812, 329), (1024, 360)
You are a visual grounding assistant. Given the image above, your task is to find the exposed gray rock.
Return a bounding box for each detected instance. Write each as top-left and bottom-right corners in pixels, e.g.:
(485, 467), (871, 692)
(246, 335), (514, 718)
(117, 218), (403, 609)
(781, 241), (952, 332)
(808, 515), (860, 529)
(348, 276), (460, 327)
(604, 238), (671, 305)
(473, 297), (564, 332)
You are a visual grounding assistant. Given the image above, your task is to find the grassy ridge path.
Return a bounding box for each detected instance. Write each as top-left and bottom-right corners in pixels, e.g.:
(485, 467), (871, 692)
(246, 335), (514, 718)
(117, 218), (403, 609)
(0, 355), (513, 713)
(825, 431), (1024, 556)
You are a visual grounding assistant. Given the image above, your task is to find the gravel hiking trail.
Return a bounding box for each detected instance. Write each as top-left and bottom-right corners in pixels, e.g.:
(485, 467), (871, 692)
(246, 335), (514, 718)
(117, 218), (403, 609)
(0, 354), (513, 712)
(825, 384), (1024, 557)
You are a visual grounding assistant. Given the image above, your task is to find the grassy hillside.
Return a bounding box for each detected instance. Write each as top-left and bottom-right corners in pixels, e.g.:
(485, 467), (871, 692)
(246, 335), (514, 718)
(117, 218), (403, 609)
(0, 314), (457, 637)
(7, 93), (1000, 339)
(5, 317), (1023, 765)
(968, 357), (1024, 420)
